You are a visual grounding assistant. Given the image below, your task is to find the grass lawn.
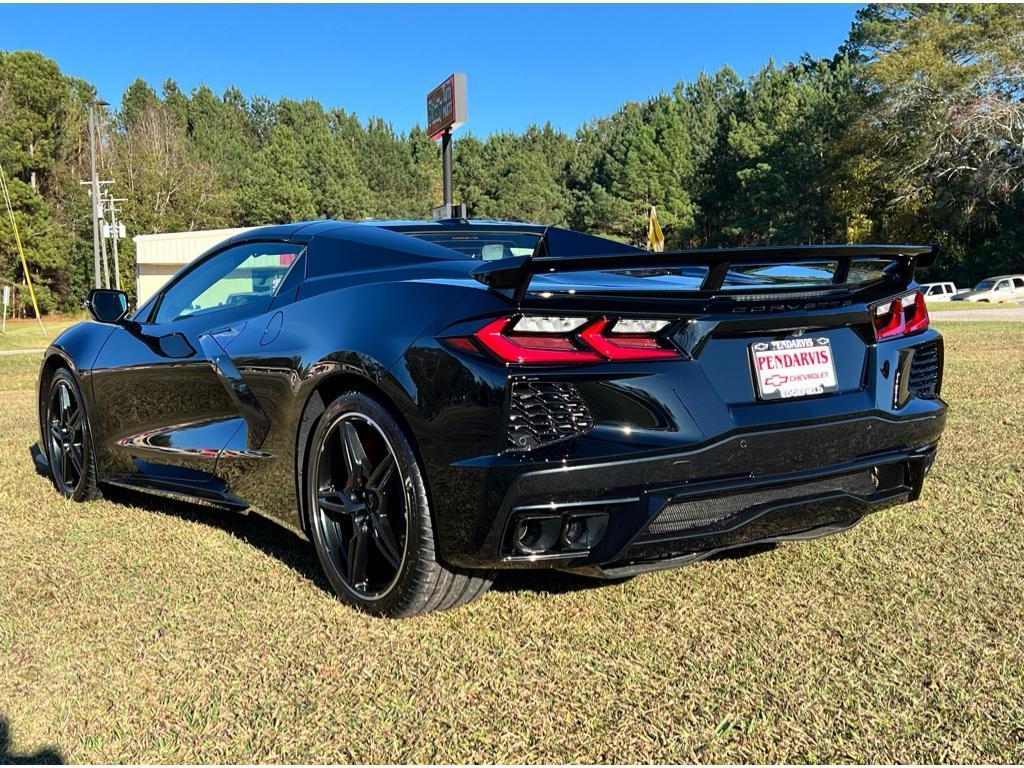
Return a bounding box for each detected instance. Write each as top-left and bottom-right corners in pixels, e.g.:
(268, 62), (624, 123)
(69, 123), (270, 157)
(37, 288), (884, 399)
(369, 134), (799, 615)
(0, 315), (80, 351)
(0, 321), (1021, 762)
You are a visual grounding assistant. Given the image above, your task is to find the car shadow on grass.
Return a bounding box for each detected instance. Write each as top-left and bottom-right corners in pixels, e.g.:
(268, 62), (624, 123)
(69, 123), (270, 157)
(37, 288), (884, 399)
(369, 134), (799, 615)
(30, 443), (775, 601)
(30, 439), (331, 593)
(0, 717), (63, 765)
(99, 485), (336, 595)
(104, 485), (618, 598)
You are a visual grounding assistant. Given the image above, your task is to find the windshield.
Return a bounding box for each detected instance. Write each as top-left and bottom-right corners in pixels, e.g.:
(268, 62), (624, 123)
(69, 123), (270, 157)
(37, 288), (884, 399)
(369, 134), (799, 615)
(974, 279), (999, 291)
(403, 230), (542, 261)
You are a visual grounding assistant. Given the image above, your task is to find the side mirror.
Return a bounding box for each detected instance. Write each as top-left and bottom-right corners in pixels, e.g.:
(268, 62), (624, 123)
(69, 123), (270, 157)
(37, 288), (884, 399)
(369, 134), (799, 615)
(86, 289), (129, 324)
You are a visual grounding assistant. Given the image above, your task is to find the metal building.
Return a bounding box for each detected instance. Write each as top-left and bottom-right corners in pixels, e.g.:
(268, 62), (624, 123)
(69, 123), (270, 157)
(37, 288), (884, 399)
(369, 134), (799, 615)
(133, 227), (251, 305)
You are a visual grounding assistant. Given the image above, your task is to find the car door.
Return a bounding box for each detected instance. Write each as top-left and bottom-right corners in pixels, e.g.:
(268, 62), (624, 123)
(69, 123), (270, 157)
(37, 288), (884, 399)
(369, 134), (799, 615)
(1013, 278), (1024, 300)
(88, 239), (306, 492)
(993, 279), (1013, 301)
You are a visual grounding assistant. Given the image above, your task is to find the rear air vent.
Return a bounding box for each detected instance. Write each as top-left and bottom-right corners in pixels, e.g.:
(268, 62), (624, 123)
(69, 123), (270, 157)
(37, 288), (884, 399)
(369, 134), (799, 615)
(507, 381), (594, 452)
(645, 469), (882, 537)
(908, 339), (943, 399)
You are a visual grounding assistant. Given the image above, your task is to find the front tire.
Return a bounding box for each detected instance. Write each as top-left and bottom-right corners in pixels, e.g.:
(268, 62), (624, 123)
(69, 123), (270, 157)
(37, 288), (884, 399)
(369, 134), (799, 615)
(45, 368), (101, 501)
(307, 391), (493, 617)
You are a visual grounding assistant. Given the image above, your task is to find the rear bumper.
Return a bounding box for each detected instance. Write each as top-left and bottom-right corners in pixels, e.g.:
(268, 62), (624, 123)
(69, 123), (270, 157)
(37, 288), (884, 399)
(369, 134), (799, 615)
(441, 408), (945, 571)
(577, 446), (934, 578)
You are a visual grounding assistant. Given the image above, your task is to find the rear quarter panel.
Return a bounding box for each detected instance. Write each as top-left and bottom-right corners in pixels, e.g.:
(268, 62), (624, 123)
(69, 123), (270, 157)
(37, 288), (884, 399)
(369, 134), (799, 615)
(216, 276), (505, 530)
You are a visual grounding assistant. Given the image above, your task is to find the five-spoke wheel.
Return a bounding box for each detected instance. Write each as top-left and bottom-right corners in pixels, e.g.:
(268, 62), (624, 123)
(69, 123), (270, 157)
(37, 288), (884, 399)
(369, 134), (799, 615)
(48, 378), (85, 492)
(307, 392), (494, 617)
(314, 413), (408, 599)
(45, 369), (100, 500)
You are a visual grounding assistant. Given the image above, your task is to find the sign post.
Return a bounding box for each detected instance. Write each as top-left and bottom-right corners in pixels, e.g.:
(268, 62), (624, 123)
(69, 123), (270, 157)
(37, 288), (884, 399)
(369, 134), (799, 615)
(1, 285), (9, 335)
(426, 73), (467, 218)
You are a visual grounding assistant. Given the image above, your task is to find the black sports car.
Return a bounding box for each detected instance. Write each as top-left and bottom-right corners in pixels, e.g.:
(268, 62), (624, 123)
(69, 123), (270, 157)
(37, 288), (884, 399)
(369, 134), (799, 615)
(35, 220), (947, 616)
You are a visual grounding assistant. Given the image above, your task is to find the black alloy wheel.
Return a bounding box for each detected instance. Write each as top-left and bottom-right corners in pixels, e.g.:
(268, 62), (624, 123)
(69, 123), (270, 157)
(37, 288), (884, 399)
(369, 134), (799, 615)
(49, 377), (85, 493)
(46, 369), (100, 500)
(313, 412), (408, 599)
(307, 391), (494, 617)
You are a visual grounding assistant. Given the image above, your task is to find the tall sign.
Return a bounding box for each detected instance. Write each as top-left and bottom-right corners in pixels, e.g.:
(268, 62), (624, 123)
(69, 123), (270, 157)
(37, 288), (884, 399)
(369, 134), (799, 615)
(426, 73), (467, 216)
(426, 73), (467, 139)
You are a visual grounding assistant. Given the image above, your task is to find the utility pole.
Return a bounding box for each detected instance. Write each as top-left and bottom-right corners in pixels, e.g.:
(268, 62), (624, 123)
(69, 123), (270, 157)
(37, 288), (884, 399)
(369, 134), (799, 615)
(86, 99), (109, 290)
(105, 194), (127, 291)
(100, 201), (110, 289)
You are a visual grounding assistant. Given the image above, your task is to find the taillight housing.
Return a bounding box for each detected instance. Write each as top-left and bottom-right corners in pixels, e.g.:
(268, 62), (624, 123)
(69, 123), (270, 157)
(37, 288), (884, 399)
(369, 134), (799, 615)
(578, 318), (679, 360)
(473, 316), (601, 364)
(872, 290), (930, 341)
(447, 315), (683, 365)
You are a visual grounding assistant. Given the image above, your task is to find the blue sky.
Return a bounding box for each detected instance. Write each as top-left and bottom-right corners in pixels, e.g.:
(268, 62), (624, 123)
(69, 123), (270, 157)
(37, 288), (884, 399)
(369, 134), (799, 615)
(3, 3), (861, 136)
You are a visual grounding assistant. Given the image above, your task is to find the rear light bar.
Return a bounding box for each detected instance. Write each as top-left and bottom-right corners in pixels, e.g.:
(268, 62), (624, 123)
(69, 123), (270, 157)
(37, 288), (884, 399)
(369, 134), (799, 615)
(448, 315), (683, 364)
(872, 290), (930, 341)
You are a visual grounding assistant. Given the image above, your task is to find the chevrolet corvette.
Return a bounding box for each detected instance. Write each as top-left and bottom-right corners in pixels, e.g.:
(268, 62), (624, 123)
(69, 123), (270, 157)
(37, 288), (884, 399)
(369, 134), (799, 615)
(35, 220), (947, 616)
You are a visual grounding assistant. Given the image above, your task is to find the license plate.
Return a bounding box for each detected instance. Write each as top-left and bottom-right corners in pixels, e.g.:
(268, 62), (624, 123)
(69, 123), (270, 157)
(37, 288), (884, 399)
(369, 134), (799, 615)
(750, 337), (838, 400)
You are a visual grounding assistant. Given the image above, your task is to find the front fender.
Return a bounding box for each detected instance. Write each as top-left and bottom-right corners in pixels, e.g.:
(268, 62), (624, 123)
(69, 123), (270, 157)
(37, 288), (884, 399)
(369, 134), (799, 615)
(37, 321), (118, 449)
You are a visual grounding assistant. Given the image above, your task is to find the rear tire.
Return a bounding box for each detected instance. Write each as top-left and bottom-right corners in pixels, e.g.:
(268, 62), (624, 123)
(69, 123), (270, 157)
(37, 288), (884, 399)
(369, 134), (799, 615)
(307, 391), (493, 617)
(45, 368), (101, 502)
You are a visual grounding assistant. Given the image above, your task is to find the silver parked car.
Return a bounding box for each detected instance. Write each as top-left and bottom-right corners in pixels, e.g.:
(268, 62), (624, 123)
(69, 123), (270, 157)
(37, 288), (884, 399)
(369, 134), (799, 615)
(953, 275), (1024, 303)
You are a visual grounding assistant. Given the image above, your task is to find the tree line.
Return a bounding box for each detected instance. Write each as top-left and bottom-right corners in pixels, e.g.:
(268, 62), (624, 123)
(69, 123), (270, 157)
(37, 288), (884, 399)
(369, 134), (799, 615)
(1, 3), (1022, 314)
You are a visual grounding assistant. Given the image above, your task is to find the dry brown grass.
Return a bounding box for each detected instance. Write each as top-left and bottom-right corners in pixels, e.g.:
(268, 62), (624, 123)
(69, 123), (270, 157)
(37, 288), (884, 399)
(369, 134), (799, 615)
(0, 321), (1021, 763)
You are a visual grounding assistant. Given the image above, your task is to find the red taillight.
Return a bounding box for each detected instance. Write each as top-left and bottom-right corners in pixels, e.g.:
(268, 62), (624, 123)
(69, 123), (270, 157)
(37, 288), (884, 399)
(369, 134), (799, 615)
(873, 291), (930, 340)
(473, 317), (602, 364)
(904, 291), (930, 334)
(465, 315), (682, 365)
(578, 318), (679, 360)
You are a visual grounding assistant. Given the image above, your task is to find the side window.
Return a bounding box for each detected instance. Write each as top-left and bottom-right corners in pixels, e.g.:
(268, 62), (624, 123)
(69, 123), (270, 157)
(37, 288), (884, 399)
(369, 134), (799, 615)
(943, 284), (953, 294)
(996, 280), (1012, 292)
(1013, 278), (1024, 289)
(153, 242), (303, 323)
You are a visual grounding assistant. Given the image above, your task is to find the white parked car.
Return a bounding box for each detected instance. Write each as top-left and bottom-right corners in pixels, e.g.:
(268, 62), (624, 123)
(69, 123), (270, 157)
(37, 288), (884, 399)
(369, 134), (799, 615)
(953, 275), (1024, 303)
(919, 282), (960, 302)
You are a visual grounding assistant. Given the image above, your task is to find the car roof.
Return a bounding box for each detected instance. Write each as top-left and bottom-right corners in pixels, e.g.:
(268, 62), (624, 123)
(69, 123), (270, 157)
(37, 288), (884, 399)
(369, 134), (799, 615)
(229, 218), (547, 244)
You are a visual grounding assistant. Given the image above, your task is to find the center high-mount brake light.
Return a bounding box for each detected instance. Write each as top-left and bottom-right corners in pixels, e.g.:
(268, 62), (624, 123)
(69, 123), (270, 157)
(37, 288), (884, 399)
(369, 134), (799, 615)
(873, 290), (930, 340)
(455, 315), (683, 364)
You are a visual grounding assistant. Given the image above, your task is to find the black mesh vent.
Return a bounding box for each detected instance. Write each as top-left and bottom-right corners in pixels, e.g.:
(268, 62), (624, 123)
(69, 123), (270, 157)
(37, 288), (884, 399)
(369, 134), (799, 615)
(909, 339), (943, 398)
(645, 469), (880, 537)
(507, 381), (595, 451)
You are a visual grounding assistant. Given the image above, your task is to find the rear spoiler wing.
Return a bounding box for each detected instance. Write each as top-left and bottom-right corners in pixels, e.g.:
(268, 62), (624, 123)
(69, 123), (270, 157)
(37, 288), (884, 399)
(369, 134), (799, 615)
(471, 243), (940, 303)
